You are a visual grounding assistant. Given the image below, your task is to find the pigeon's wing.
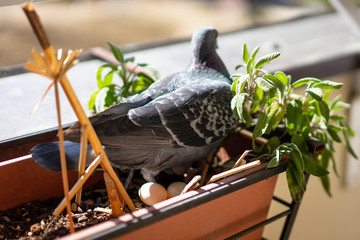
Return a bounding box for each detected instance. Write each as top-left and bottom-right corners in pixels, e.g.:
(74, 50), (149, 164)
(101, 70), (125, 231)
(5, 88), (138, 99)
(129, 74), (236, 147)
(64, 73), (178, 142)
(89, 115), (177, 148)
(64, 106), (176, 148)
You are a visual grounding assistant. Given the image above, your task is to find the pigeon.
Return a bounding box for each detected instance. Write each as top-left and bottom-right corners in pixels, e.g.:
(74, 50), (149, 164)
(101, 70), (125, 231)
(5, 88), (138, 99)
(31, 26), (237, 181)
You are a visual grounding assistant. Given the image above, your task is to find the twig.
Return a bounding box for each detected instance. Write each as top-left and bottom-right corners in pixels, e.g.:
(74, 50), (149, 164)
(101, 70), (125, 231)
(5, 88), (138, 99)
(200, 152), (214, 186)
(181, 175), (202, 194)
(75, 124), (88, 206)
(104, 173), (123, 217)
(22, 2), (55, 65)
(207, 160), (261, 184)
(124, 169), (135, 190)
(54, 154), (103, 215)
(54, 79), (74, 233)
(232, 150), (251, 168)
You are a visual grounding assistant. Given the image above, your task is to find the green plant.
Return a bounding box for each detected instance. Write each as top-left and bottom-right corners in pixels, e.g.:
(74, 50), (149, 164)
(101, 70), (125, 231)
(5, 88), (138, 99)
(88, 41), (160, 113)
(231, 44), (357, 201)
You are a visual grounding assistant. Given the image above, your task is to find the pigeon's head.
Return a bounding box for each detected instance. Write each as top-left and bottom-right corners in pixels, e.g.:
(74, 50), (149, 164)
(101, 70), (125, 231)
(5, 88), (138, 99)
(189, 27), (229, 77)
(191, 26), (218, 52)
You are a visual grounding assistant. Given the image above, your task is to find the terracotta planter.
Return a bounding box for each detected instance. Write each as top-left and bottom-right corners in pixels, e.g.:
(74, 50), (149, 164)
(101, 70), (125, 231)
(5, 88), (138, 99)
(0, 155), (103, 211)
(0, 131), (284, 239)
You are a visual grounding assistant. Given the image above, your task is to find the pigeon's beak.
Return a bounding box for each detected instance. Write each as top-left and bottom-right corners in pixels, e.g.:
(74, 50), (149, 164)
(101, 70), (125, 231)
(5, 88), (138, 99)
(215, 33), (219, 49)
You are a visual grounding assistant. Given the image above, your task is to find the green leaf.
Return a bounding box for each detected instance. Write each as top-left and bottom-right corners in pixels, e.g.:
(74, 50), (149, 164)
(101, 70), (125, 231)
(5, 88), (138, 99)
(232, 93), (245, 111)
(313, 80), (343, 89)
(268, 149), (282, 168)
(340, 121), (358, 159)
(132, 74), (155, 92)
(96, 64), (117, 88)
(242, 107), (253, 127)
(253, 111), (268, 138)
(231, 78), (238, 93)
(289, 161), (306, 191)
(262, 74), (284, 98)
(292, 77), (321, 88)
(320, 175), (332, 197)
(255, 77), (276, 93)
(102, 70), (114, 87)
(332, 101), (350, 111)
(323, 89), (331, 103)
(330, 115), (347, 121)
(107, 41), (124, 63)
(300, 115), (311, 137)
(140, 64), (161, 80)
(274, 71), (289, 86)
(279, 145), (293, 152)
(95, 87), (109, 113)
(291, 134), (309, 153)
(235, 74), (249, 94)
(265, 102), (285, 134)
(289, 144), (304, 172)
(88, 89), (100, 111)
(251, 86), (263, 113)
(306, 87), (323, 101)
(232, 93), (248, 121)
(235, 64), (246, 70)
(286, 166), (302, 201)
(286, 100), (303, 135)
(242, 43), (250, 63)
(246, 59), (252, 75)
(125, 56), (135, 63)
(258, 136), (281, 156)
(319, 149), (339, 177)
(303, 153), (329, 177)
(318, 100), (330, 122)
(231, 94), (239, 112)
(327, 126), (341, 142)
(267, 136), (281, 152)
(345, 123), (356, 137)
(254, 52), (280, 70)
(251, 45), (260, 60)
(330, 94), (342, 110)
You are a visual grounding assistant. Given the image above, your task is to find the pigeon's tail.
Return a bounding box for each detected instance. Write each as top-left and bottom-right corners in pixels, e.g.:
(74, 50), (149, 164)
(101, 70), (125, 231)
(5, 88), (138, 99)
(31, 141), (94, 171)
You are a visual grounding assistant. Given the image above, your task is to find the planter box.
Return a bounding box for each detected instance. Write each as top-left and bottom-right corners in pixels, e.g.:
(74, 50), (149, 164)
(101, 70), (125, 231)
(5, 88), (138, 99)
(0, 155), (103, 211)
(64, 168), (279, 240)
(0, 131), (285, 239)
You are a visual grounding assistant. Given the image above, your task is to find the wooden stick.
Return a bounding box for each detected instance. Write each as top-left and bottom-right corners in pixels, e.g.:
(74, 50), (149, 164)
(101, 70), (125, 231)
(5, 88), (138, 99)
(54, 154), (103, 216)
(181, 175), (201, 194)
(200, 152), (213, 186)
(54, 81), (75, 233)
(207, 160), (261, 184)
(22, 2), (56, 64)
(232, 150), (251, 168)
(104, 173), (123, 217)
(75, 124), (88, 206)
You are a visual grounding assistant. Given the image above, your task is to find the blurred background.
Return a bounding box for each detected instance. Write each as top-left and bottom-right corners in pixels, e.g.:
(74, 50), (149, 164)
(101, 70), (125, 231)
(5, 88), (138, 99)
(0, 0), (332, 67)
(1, 0), (359, 240)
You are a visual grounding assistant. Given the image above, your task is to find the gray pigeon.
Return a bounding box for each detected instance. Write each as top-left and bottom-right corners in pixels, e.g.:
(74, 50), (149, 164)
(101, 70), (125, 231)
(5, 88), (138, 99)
(31, 26), (237, 181)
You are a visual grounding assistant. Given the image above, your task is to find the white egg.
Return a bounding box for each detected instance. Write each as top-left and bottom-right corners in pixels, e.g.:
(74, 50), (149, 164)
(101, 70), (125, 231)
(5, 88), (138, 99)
(167, 182), (187, 198)
(138, 182), (168, 206)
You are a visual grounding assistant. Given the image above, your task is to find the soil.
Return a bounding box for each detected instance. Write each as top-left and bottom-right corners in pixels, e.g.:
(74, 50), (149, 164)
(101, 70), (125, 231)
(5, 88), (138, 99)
(0, 155), (236, 240)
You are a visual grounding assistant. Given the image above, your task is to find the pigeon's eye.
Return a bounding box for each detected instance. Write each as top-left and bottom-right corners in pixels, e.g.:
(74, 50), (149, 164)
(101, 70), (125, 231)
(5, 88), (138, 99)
(214, 33), (218, 39)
